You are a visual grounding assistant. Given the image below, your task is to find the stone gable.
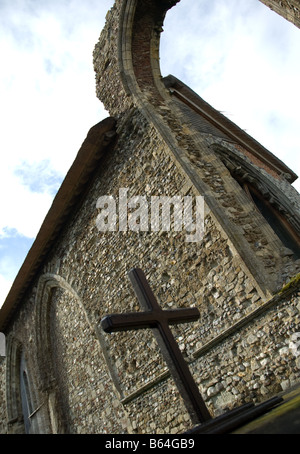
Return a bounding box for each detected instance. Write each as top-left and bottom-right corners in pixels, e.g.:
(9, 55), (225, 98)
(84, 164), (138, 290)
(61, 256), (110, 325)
(0, 0), (300, 434)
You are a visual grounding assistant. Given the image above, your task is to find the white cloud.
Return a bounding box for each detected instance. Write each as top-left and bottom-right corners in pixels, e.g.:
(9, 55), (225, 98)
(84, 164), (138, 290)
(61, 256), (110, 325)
(0, 174), (54, 239)
(0, 0), (114, 240)
(0, 0), (113, 171)
(14, 160), (63, 196)
(0, 233), (34, 307)
(0, 274), (12, 309)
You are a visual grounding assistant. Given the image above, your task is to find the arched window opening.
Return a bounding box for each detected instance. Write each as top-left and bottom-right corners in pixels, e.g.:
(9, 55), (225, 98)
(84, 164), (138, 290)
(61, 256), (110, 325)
(20, 353), (34, 434)
(240, 180), (300, 259)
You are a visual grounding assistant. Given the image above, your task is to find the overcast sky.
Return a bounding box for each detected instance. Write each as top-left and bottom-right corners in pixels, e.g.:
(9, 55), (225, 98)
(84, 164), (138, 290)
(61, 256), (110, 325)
(0, 0), (299, 307)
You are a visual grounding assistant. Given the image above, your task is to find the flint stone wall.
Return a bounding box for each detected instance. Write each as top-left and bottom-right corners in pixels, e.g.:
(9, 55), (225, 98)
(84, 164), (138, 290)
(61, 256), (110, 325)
(1, 107), (300, 434)
(1, 0), (300, 434)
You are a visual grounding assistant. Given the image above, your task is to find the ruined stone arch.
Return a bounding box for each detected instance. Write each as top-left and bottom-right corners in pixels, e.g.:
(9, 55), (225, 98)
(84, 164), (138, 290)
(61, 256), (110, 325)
(94, 0), (181, 116)
(94, 0), (297, 295)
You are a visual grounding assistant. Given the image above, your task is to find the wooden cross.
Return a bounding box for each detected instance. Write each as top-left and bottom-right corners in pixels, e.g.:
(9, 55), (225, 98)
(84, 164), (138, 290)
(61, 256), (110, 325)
(100, 268), (212, 425)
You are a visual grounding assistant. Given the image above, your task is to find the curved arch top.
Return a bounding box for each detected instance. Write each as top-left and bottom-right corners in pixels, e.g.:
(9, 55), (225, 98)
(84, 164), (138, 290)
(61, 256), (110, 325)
(35, 273), (93, 391)
(93, 0), (179, 116)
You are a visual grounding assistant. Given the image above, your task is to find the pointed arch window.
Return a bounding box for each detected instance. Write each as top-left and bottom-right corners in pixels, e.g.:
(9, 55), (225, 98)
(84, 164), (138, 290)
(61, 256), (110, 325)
(238, 179), (300, 260)
(212, 144), (300, 260)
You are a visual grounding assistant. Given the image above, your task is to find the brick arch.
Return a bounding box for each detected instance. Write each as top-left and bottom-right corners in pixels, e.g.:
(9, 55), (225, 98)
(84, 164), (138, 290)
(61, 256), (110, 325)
(119, 0), (178, 102)
(94, 0), (179, 116)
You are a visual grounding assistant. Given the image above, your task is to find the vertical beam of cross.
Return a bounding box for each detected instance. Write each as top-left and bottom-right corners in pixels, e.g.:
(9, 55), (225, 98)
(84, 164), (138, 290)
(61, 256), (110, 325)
(100, 268), (212, 425)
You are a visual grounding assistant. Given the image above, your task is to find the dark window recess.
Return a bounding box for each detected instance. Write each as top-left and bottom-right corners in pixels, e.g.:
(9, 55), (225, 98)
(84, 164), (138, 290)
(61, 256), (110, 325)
(244, 183), (300, 259)
(20, 354), (34, 434)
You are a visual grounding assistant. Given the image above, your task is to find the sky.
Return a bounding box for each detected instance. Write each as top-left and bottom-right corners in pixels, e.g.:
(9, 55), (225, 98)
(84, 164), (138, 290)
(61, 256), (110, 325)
(0, 0), (299, 308)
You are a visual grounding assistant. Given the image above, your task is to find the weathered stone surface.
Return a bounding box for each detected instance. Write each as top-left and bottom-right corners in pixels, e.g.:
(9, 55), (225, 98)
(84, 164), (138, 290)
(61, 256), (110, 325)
(0, 0), (300, 435)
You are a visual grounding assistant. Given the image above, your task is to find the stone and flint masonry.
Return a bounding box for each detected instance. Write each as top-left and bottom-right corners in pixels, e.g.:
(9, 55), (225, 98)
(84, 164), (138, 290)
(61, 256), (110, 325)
(0, 0), (300, 434)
